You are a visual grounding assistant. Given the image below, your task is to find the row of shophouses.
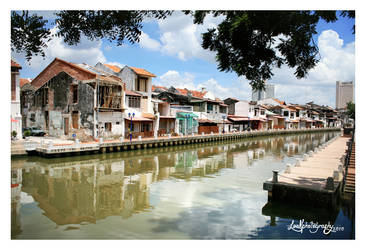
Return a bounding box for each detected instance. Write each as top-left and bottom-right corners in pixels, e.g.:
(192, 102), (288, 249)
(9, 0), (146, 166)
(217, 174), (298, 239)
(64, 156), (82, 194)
(15, 58), (341, 141)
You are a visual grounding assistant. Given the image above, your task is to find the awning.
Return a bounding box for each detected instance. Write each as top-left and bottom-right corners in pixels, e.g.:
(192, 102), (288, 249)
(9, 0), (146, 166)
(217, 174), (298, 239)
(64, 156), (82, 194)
(176, 112), (198, 118)
(125, 117), (153, 122)
(273, 115), (285, 119)
(125, 89), (142, 96)
(160, 116), (176, 119)
(198, 119), (217, 124)
(290, 120), (300, 123)
(142, 112), (156, 119)
(11, 118), (19, 122)
(228, 117), (250, 122)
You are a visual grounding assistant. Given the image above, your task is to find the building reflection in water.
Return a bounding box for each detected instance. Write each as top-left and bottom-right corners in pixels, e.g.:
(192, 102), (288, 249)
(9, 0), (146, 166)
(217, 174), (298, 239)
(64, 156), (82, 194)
(11, 132), (338, 238)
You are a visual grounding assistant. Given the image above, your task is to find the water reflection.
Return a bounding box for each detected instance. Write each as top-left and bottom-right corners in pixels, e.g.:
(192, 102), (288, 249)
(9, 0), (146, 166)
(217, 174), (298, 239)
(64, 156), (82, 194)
(12, 132), (352, 239)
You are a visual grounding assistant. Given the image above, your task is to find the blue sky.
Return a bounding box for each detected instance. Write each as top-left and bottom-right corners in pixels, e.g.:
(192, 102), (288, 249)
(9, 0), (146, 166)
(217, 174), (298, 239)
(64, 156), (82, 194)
(13, 10), (355, 107)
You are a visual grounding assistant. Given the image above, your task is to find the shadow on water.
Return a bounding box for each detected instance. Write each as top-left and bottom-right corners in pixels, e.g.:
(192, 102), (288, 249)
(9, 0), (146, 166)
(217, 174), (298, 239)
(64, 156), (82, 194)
(257, 194), (355, 239)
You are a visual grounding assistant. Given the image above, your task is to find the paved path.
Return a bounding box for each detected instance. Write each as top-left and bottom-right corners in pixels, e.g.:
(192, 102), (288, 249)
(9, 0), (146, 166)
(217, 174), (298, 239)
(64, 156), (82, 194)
(277, 136), (348, 190)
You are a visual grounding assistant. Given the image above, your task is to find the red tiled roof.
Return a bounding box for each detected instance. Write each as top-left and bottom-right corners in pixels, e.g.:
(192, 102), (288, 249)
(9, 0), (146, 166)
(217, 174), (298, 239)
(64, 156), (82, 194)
(129, 66), (156, 77)
(11, 60), (21, 69)
(152, 85), (167, 91)
(125, 89), (142, 96)
(20, 78), (31, 87)
(273, 98), (285, 105)
(198, 119), (217, 124)
(176, 88), (207, 99)
(104, 64), (121, 73)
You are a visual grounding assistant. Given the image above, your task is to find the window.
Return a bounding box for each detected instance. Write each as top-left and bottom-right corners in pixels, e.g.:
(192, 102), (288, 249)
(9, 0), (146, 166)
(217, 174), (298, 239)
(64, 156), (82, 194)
(260, 110), (265, 115)
(207, 103), (213, 111)
(296, 111), (299, 117)
(283, 110), (289, 117)
(11, 76), (16, 101)
(219, 106), (226, 113)
(136, 77), (148, 92)
(72, 85), (78, 103)
(142, 123), (150, 132)
(30, 113), (35, 122)
(127, 96), (141, 108)
(105, 122), (112, 132)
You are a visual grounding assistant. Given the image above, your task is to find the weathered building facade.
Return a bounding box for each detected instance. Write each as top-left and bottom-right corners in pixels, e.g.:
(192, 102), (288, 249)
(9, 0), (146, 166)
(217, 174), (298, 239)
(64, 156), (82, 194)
(95, 62), (158, 138)
(20, 78), (35, 129)
(27, 58), (125, 140)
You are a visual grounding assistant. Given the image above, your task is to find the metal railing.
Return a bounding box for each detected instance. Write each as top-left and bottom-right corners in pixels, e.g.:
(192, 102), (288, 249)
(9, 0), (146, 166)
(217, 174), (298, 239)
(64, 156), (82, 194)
(342, 129), (355, 192)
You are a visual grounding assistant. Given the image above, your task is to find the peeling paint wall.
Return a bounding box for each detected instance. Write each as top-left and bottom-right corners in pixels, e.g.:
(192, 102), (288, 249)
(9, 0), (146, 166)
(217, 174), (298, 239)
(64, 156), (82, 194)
(98, 112), (124, 138)
(119, 67), (136, 91)
(28, 72), (95, 139)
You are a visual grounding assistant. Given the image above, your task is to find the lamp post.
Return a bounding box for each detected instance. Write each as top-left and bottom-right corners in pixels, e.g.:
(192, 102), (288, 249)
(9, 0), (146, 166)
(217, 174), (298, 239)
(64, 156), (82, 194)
(222, 115), (226, 133)
(128, 112), (135, 142)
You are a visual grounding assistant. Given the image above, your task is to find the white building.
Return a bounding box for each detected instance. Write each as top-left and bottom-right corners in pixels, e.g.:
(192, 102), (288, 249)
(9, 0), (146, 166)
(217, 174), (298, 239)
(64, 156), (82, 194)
(252, 83), (275, 101)
(11, 60), (22, 139)
(336, 81), (354, 109)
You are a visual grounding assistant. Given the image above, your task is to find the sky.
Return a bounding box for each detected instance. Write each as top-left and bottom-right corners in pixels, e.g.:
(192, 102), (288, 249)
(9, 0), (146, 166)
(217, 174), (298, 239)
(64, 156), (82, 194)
(12, 10), (355, 108)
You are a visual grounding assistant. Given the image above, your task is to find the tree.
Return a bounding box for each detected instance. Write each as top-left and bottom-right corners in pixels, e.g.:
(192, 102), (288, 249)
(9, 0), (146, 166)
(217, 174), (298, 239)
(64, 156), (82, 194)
(11, 10), (172, 61)
(346, 101), (355, 120)
(11, 10), (354, 90)
(11, 11), (51, 61)
(185, 10), (355, 90)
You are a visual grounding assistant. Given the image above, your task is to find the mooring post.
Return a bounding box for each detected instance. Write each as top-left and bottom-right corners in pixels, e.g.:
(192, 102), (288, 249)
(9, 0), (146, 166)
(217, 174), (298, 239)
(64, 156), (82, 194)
(325, 177), (335, 190)
(272, 170), (278, 183)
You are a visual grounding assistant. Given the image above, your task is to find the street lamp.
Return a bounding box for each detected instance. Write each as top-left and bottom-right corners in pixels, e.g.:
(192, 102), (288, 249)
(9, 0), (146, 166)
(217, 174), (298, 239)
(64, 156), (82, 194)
(128, 112), (135, 142)
(222, 115), (226, 133)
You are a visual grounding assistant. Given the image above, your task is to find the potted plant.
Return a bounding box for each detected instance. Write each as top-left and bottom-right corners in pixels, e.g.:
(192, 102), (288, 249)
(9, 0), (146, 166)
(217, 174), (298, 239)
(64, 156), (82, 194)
(24, 130), (31, 139)
(11, 130), (17, 140)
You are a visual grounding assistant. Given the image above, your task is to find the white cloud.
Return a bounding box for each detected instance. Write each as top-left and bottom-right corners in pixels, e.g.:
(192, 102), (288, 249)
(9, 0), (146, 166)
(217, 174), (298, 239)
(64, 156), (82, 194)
(140, 12), (223, 63)
(158, 70), (196, 90)
(156, 70), (252, 101)
(270, 29), (355, 107)
(12, 26), (106, 72)
(139, 31), (161, 51)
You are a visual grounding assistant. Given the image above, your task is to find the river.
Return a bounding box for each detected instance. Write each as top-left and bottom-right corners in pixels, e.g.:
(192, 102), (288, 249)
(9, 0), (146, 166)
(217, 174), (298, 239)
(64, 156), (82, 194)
(11, 131), (354, 239)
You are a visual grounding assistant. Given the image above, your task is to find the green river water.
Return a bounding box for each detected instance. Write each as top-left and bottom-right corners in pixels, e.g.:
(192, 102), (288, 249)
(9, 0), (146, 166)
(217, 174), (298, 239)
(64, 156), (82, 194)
(11, 131), (354, 239)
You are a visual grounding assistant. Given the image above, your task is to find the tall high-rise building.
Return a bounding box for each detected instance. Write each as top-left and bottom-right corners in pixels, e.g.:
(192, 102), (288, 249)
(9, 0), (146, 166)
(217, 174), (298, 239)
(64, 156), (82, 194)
(252, 83), (275, 101)
(336, 81), (354, 109)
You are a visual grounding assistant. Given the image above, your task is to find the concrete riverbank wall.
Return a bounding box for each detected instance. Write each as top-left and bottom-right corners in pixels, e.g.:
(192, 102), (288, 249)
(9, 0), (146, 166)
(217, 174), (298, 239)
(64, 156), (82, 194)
(19, 127), (340, 158)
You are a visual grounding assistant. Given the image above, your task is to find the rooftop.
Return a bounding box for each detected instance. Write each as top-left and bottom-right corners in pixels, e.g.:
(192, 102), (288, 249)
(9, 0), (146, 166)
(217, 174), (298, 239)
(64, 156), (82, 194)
(129, 66), (156, 78)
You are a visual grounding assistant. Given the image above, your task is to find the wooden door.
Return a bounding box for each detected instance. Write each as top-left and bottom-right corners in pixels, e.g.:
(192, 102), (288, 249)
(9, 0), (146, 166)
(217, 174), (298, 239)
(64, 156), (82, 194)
(64, 118), (69, 135)
(72, 111), (78, 129)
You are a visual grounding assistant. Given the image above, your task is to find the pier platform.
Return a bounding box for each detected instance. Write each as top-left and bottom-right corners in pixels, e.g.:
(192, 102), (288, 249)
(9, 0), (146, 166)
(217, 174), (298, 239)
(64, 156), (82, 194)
(263, 135), (348, 209)
(18, 127), (340, 158)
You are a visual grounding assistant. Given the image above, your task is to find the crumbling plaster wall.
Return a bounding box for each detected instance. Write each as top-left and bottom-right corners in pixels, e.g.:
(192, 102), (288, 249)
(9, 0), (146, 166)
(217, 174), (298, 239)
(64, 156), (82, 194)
(28, 72), (95, 138)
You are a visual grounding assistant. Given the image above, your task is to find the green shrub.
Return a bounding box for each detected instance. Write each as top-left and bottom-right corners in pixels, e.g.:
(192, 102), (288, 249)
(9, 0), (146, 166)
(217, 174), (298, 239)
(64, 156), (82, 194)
(24, 130), (31, 137)
(11, 130), (17, 138)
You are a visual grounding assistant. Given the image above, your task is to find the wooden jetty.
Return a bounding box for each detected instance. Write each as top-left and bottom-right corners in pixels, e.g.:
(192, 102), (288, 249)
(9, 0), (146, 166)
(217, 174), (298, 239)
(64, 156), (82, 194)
(263, 134), (350, 209)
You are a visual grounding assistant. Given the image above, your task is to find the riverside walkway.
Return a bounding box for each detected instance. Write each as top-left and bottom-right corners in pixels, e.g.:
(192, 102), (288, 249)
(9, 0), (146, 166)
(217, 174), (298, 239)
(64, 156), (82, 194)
(18, 127), (340, 158)
(263, 134), (348, 208)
